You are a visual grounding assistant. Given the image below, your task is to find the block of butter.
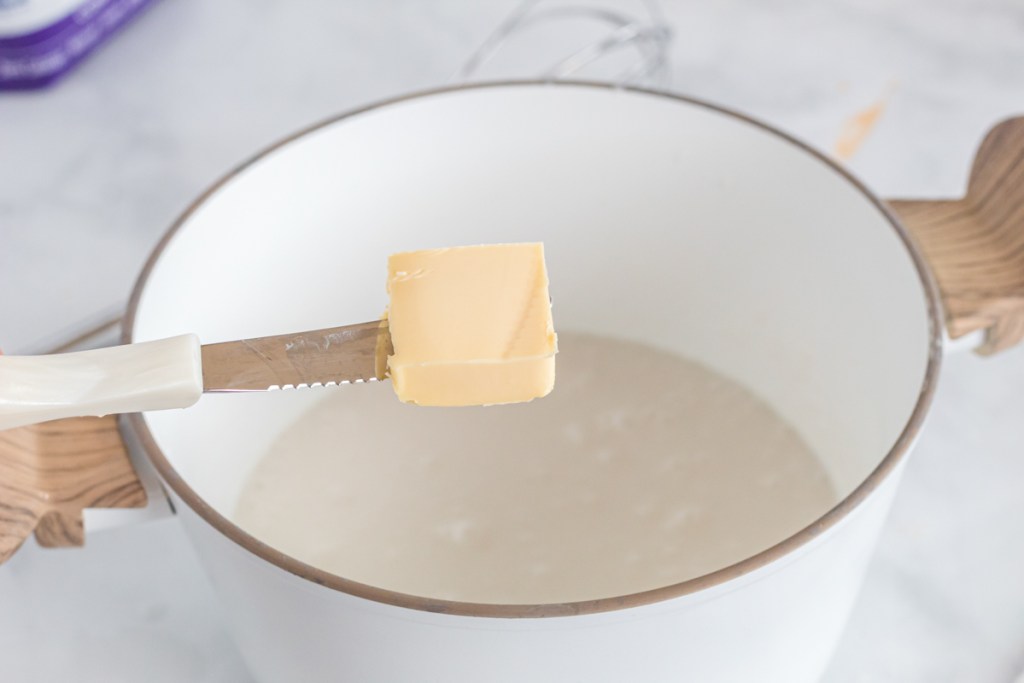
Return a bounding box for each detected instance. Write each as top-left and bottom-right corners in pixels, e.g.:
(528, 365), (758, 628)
(386, 243), (557, 406)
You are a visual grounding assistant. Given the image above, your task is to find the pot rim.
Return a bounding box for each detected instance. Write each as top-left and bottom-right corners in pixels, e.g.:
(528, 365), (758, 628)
(122, 80), (944, 619)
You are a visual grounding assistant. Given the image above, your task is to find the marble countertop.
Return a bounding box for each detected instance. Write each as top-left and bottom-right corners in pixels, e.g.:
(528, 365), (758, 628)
(2, 1), (1024, 680)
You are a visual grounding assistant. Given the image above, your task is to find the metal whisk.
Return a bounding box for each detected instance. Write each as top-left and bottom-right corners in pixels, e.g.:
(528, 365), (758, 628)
(455, 0), (673, 88)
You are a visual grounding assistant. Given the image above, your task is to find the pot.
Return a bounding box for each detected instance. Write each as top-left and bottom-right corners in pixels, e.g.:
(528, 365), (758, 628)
(2, 82), (1022, 682)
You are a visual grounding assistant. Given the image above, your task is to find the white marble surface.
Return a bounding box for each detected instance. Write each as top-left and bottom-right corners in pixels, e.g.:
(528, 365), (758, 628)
(2, 0), (1024, 680)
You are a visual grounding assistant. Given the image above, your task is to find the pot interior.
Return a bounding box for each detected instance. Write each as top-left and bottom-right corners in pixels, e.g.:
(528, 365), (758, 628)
(132, 83), (934, 599)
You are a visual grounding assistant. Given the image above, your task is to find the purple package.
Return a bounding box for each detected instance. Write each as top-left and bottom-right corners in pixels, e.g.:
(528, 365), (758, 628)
(0, 0), (156, 90)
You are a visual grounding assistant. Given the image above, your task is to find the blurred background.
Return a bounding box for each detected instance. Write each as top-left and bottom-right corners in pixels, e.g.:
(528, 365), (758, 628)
(2, 1), (1023, 680)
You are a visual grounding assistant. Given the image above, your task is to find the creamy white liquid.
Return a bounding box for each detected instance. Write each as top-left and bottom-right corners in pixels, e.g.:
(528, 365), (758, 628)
(233, 333), (836, 604)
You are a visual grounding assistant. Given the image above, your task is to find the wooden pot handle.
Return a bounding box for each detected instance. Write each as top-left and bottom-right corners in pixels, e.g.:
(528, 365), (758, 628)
(0, 416), (146, 564)
(889, 117), (1024, 355)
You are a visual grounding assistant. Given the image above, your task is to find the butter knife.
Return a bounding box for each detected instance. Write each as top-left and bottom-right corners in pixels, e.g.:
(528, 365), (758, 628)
(0, 320), (392, 431)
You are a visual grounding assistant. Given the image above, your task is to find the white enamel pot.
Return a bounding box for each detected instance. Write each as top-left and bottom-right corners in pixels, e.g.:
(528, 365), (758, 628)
(9, 82), (1024, 682)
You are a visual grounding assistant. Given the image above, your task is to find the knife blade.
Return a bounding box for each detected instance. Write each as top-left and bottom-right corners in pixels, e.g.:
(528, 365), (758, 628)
(200, 320), (393, 392)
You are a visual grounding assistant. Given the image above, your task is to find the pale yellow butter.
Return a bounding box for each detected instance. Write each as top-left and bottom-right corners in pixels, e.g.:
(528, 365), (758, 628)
(385, 243), (557, 406)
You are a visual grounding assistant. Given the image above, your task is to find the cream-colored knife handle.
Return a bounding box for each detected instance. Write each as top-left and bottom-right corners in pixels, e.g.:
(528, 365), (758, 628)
(0, 334), (203, 431)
